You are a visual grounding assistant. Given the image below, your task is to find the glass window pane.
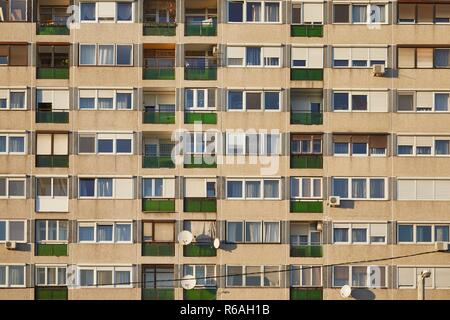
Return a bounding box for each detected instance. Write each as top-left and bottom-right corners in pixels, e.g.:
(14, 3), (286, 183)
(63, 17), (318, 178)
(79, 226), (94, 241)
(246, 2), (261, 22)
(228, 91), (243, 110)
(53, 178), (67, 197)
(416, 225), (432, 242)
(228, 1), (243, 22)
(80, 45), (96, 65)
(245, 222), (261, 242)
(116, 45), (132, 65)
(8, 136), (24, 152)
(333, 266), (349, 286)
(333, 178), (348, 198)
(8, 180), (24, 197)
(97, 139), (113, 153)
(246, 47), (261, 66)
(370, 179), (385, 198)
(263, 180), (279, 198)
(79, 179), (95, 197)
(117, 3), (132, 21)
(115, 224), (131, 242)
(9, 221), (24, 241)
(333, 93), (349, 110)
(80, 270), (94, 286)
(398, 225), (413, 242)
(97, 224), (113, 242)
(80, 3), (96, 21)
(435, 226), (450, 242)
(116, 139), (132, 153)
(227, 181), (243, 198)
(227, 222), (243, 242)
(9, 266), (24, 285)
(352, 266), (368, 287)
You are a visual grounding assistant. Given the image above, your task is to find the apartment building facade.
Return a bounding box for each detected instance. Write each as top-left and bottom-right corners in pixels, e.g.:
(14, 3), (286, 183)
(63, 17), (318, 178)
(0, 0), (450, 300)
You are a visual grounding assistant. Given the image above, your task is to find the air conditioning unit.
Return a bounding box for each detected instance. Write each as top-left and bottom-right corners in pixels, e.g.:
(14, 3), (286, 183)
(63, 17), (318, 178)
(435, 242), (449, 252)
(372, 64), (385, 77)
(328, 196), (341, 207)
(5, 241), (17, 250)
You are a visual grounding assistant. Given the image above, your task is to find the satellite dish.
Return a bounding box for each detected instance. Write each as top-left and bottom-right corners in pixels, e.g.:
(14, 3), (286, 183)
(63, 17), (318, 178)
(181, 275), (196, 290)
(178, 231), (193, 245)
(213, 238), (220, 249)
(340, 285), (352, 298)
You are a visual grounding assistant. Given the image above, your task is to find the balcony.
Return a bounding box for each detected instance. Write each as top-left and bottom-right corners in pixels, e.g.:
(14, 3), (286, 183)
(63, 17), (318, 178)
(184, 288), (217, 300)
(35, 243), (68, 256)
(184, 112), (217, 124)
(35, 155), (69, 168)
(291, 69), (323, 81)
(142, 242), (175, 256)
(142, 198), (175, 212)
(183, 243), (217, 257)
(36, 111), (69, 123)
(142, 288), (174, 300)
(35, 287), (68, 300)
(290, 200), (323, 213)
(290, 287), (323, 300)
(142, 156), (175, 168)
(290, 245), (323, 257)
(37, 24), (70, 35)
(143, 23), (177, 36)
(290, 154), (323, 169)
(184, 198), (217, 212)
(183, 155), (217, 168)
(185, 21), (217, 36)
(185, 67), (217, 80)
(143, 46), (176, 80)
(143, 67), (175, 80)
(290, 111), (323, 125)
(291, 25), (323, 37)
(143, 111), (175, 124)
(36, 67), (69, 79)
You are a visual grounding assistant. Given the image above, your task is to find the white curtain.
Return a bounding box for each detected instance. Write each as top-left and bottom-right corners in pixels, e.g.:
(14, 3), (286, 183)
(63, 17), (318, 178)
(116, 93), (131, 110)
(10, 92), (24, 109)
(264, 222), (279, 242)
(97, 225), (113, 241)
(8, 137), (24, 153)
(245, 181), (260, 198)
(97, 178), (113, 197)
(265, 3), (279, 22)
(98, 45), (114, 65)
(352, 179), (366, 198)
(246, 222), (261, 242)
(115, 271), (130, 285)
(115, 224), (131, 242)
(80, 45), (96, 65)
(9, 266), (24, 285)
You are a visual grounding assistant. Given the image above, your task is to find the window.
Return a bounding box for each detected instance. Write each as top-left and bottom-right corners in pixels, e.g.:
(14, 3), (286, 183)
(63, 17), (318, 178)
(0, 220), (26, 242)
(0, 133), (26, 154)
(79, 89), (133, 110)
(142, 221), (174, 242)
(290, 177), (322, 199)
(184, 88), (215, 110)
(0, 265), (25, 287)
(397, 136), (450, 156)
(184, 178), (216, 198)
(227, 90), (281, 111)
(117, 2), (132, 22)
(226, 266), (280, 287)
(0, 89), (26, 109)
(36, 177), (68, 213)
(246, 47), (261, 66)
(398, 47), (450, 69)
(228, 1), (243, 22)
(0, 0), (27, 21)
(78, 222), (132, 243)
(226, 221), (280, 243)
(79, 177), (133, 199)
(398, 223), (450, 243)
(333, 135), (387, 156)
(183, 265), (216, 287)
(291, 265), (322, 287)
(332, 177), (387, 200)
(333, 47), (387, 68)
(0, 177), (25, 198)
(226, 179), (280, 199)
(333, 4), (349, 23)
(80, 2), (96, 21)
(333, 223), (387, 244)
(36, 133), (68, 158)
(36, 220), (68, 243)
(79, 133), (133, 154)
(79, 44), (133, 66)
(78, 266), (132, 287)
(143, 265), (174, 289)
(183, 220), (216, 243)
(291, 134), (322, 154)
(333, 4), (386, 24)
(332, 91), (388, 112)
(291, 47), (323, 68)
(228, 1), (280, 23)
(290, 223), (321, 246)
(398, 267), (450, 289)
(36, 266), (66, 286)
(292, 3), (323, 25)
(80, 44), (96, 65)
(80, 2), (133, 23)
(142, 178), (163, 198)
(332, 266), (386, 288)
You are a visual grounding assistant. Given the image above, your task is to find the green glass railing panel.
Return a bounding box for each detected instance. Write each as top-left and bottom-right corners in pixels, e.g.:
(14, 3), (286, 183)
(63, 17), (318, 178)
(290, 112), (323, 125)
(183, 155), (217, 168)
(37, 25), (70, 35)
(290, 245), (323, 257)
(142, 156), (175, 168)
(142, 198), (175, 212)
(290, 288), (323, 300)
(143, 23), (176, 36)
(291, 69), (323, 81)
(183, 243), (217, 257)
(184, 198), (217, 212)
(143, 68), (175, 80)
(142, 288), (174, 300)
(184, 112), (217, 124)
(35, 287), (68, 300)
(36, 155), (69, 168)
(37, 68), (69, 79)
(185, 68), (217, 80)
(290, 155), (323, 169)
(36, 111), (69, 123)
(291, 25), (323, 37)
(185, 24), (217, 36)
(143, 112), (175, 124)
(36, 243), (68, 256)
(142, 242), (175, 256)
(184, 289), (217, 300)
(290, 201), (323, 213)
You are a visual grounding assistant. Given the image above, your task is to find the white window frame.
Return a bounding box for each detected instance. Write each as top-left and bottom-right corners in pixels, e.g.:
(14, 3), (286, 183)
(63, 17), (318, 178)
(226, 265), (281, 287)
(226, 90), (281, 111)
(184, 88), (215, 111)
(78, 133), (133, 155)
(332, 47), (388, 68)
(79, 2), (134, 23)
(397, 223), (450, 244)
(290, 177), (323, 199)
(35, 265), (67, 286)
(396, 178), (450, 200)
(397, 136), (450, 157)
(0, 176), (26, 199)
(0, 264), (26, 288)
(0, 220), (27, 243)
(290, 265), (323, 287)
(183, 265), (216, 288)
(0, 133), (27, 155)
(397, 266), (450, 289)
(332, 91), (370, 112)
(332, 3), (388, 25)
(333, 222), (388, 245)
(36, 220), (68, 243)
(77, 221), (133, 244)
(227, 0), (282, 24)
(77, 266), (132, 288)
(226, 178), (281, 200)
(142, 177), (167, 198)
(332, 265), (388, 288)
(332, 177), (388, 200)
(184, 132), (217, 155)
(78, 89), (133, 111)
(0, 89), (27, 110)
(79, 44), (133, 66)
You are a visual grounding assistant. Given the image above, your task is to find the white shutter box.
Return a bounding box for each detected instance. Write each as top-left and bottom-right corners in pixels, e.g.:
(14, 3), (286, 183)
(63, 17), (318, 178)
(79, 90), (96, 98)
(397, 136), (414, 145)
(185, 179), (206, 197)
(415, 136), (433, 147)
(227, 47), (245, 59)
(435, 268), (450, 288)
(398, 268), (415, 287)
(0, 90), (7, 99)
(98, 2), (115, 18)
(291, 47), (308, 61)
(370, 48), (387, 62)
(370, 224), (387, 238)
(98, 90), (114, 99)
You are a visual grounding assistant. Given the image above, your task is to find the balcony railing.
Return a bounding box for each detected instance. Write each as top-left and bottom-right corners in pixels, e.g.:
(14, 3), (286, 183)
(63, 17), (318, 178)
(290, 154), (323, 169)
(185, 67), (217, 80)
(37, 24), (70, 35)
(290, 245), (323, 257)
(142, 155), (175, 168)
(183, 243), (217, 257)
(290, 200), (323, 213)
(143, 67), (175, 80)
(290, 111), (323, 125)
(35, 287), (68, 300)
(142, 242), (175, 256)
(183, 155), (217, 168)
(290, 287), (323, 300)
(184, 288), (217, 300)
(291, 25), (323, 37)
(185, 21), (217, 36)
(143, 23), (177, 36)
(184, 112), (217, 124)
(37, 67), (69, 79)
(35, 243), (68, 256)
(291, 69), (323, 81)
(142, 198), (175, 212)
(142, 288), (174, 300)
(143, 111), (175, 124)
(184, 197), (217, 212)
(36, 155), (69, 168)
(36, 111), (69, 123)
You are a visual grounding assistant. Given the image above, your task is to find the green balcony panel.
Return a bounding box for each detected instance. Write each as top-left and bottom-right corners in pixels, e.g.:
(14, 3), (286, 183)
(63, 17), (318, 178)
(290, 200), (323, 213)
(183, 243), (217, 257)
(37, 25), (70, 35)
(36, 111), (69, 123)
(184, 288), (217, 300)
(143, 112), (175, 124)
(142, 288), (174, 300)
(143, 23), (176, 36)
(37, 68), (69, 79)
(291, 25), (323, 37)
(185, 24), (217, 36)
(142, 156), (175, 168)
(290, 287), (323, 300)
(142, 242), (175, 256)
(290, 112), (323, 125)
(35, 287), (68, 300)
(185, 68), (217, 80)
(36, 243), (68, 256)
(184, 112), (217, 124)
(290, 155), (323, 169)
(183, 155), (217, 168)
(291, 69), (323, 81)
(184, 198), (217, 212)
(142, 198), (175, 212)
(143, 67), (175, 80)
(36, 155), (69, 168)
(290, 245), (323, 257)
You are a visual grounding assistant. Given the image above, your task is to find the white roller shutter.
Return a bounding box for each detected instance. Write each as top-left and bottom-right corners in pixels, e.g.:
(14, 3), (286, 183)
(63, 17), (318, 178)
(435, 180), (450, 200)
(308, 47), (323, 68)
(398, 267), (415, 288)
(54, 90), (70, 110)
(163, 178), (175, 198)
(303, 3), (323, 23)
(53, 134), (68, 155)
(36, 134), (52, 155)
(114, 178), (133, 199)
(369, 91), (388, 112)
(185, 178), (206, 197)
(416, 92), (433, 109)
(397, 179), (416, 200)
(416, 180), (434, 200)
